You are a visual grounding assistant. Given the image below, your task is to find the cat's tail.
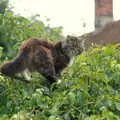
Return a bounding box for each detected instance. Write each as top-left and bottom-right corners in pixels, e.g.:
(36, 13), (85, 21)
(0, 49), (29, 78)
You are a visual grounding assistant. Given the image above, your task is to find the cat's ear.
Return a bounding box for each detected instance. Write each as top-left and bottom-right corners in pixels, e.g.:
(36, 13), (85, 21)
(67, 35), (72, 38)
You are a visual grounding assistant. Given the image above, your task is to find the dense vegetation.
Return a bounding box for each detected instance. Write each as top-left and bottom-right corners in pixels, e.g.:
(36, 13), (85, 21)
(0, 11), (120, 120)
(0, 45), (120, 120)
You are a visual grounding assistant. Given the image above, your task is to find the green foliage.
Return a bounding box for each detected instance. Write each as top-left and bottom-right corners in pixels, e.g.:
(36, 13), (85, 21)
(0, 11), (63, 59)
(0, 46), (3, 60)
(0, 45), (120, 120)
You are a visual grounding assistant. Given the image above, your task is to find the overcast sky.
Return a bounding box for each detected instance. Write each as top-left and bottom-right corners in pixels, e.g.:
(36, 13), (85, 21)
(10, 0), (120, 36)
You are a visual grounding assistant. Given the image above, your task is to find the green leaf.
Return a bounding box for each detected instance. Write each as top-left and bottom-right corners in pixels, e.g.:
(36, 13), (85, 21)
(115, 102), (120, 111)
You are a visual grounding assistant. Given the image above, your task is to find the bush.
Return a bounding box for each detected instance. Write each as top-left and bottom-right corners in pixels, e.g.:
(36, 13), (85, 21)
(0, 44), (120, 120)
(0, 11), (63, 60)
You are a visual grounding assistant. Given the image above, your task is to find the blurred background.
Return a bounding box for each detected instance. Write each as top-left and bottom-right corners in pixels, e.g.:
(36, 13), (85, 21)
(9, 0), (120, 35)
(0, 0), (120, 59)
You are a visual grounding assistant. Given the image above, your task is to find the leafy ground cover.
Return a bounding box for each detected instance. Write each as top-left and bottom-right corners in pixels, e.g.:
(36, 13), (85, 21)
(0, 44), (120, 120)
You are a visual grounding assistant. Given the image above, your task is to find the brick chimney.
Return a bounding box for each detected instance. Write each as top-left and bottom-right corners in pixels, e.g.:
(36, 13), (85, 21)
(95, 0), (113, 32)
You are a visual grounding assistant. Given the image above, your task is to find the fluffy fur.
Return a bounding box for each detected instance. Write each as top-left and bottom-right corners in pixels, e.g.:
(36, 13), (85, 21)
(1, 20), (120, 85)
(0, 38), (70, 85)
(62, 35), (84, 58)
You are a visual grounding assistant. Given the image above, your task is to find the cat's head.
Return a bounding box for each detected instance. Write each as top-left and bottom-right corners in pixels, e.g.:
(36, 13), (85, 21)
(62, 35), (84, 58)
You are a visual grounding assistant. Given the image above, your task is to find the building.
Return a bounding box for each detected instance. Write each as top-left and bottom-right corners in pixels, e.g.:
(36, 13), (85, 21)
(95, 0), (113, 32)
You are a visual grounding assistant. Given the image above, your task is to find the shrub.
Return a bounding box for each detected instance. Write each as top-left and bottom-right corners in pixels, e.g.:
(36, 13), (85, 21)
(0, 44), (120, 120)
